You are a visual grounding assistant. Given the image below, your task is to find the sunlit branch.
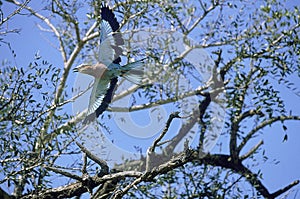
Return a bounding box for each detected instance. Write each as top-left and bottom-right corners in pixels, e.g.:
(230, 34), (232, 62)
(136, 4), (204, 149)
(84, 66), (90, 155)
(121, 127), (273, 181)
(42, 7), (102, 139)
(20, 170), (142, 199)
(237, 115), (300, 153)
(269, 23), (300, 49)
(52, 0), (81, 43)
(45, 166), (82, 181)
(113, 150), (193, 199)
(112, 84), (140, 102)
(8, 1), (80, 148)
(146, 112), (181, 171)
(109, 84), (209, 112)
(111, 76), (153, 103)
(239, 140), (264, 161)
(11, 0), (67, 63)
(82, 153), (88, 175)
(0, 0), (30, 26)
(270, 180), (300, 198)
(186, 0), (219, 35)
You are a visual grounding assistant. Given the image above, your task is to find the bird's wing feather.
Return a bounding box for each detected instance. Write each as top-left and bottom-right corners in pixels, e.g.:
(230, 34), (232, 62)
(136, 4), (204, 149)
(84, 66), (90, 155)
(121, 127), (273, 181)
(99, 6), (123, 66)
(98, 21), (115, 66)
(87, 77), (111, 116)
(84, 7), (123, 122)
(122, 59), (147, 85)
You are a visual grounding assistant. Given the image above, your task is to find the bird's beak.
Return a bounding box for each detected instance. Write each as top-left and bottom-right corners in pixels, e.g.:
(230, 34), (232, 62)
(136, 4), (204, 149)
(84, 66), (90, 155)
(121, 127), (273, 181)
(73, 67), (78, 72)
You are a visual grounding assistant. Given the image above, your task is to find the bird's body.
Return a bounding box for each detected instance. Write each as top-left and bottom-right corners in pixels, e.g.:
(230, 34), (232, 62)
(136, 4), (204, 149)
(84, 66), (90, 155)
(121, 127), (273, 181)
(74, 60), (144, 117)
(73, 6), (145, 124)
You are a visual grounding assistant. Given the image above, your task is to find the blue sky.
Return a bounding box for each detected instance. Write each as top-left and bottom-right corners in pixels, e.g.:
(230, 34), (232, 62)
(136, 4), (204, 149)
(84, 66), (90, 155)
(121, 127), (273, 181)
(1, 1), (300, 197)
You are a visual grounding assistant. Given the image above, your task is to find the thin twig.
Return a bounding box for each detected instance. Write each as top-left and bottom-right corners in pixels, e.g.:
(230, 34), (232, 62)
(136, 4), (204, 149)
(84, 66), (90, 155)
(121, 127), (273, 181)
(82, 153), (88, 175)
(185, 1), (218, 35)
(109, 85), (208, 112)
(0, 0), (31, 25)
(76, 142), (109, 175)
(238, 115), (300, 152)
(45, 166), (82, 181)
(146, 112), (181, 171)
(240, 140), (264, 160)
(149, 112), (181, 153)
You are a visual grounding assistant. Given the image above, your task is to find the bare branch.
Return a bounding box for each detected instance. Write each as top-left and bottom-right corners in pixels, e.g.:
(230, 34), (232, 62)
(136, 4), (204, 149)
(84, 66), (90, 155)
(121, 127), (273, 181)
(186, 1), (219, 35)
(109, 84), (208, 112)
(76, 142), (109, 175)
(112, 147), (299, 199)
(146, 112), (180, 171)
(10, 0), (67, 62)
(20, 170), (142, 199)
(149, 112), (181, 152)
(45, 166), (82, 181)
(238, 115), (300, 152)
(82, 153), (88, 175)
(270, 180), (300, 198)
(240, 140), (264, 161)
(0, 0), (30, 26)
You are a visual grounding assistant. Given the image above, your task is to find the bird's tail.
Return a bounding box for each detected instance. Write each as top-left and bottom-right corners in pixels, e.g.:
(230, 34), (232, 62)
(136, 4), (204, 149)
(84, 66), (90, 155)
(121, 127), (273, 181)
(122, 58), (146, 85)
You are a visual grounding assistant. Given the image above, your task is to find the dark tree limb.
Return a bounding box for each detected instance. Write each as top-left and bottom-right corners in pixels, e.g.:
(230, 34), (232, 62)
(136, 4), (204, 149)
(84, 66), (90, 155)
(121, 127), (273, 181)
(13, 144), (298, 199)
(146, 111), (181, 171)
(0, 188), (11, 199)
(19, 171), (142, 199)
(270, 180), (300, 198)
(112, 149), (299, 199)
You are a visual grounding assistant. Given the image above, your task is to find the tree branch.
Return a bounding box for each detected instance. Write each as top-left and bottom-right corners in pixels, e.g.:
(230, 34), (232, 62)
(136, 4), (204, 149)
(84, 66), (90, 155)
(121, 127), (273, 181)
(237, 115), (300, 153)
(76, 142), (109, 176)
(10, 0), (67, 62)
(45, 166), (82, 181)
(109, 84), (208, 112)
(20, 171), (142, 199)
(149, 112), (181, 153)
(185, 1), (218, 35)
(146, 112), (181, 171)
(270, 180), (300, 198)
(0, 0), (30, 26)
(112, 149), (298, 199)
(230, 67), (258, 161)
(240, 140), (264, 161)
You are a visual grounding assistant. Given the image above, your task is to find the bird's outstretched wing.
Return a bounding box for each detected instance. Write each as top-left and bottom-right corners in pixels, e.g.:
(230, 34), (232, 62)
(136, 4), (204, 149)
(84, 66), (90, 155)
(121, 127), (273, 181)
(98, 6), (123, 66)
(84, 77), (112, 124)
(87, 78), (110, 116)
(84, 6), (122, 123)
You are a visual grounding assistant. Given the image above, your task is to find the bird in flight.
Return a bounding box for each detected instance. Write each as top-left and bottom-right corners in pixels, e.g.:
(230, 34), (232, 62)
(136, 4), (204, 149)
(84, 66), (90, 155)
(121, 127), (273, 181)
(73, 6), (145, 124)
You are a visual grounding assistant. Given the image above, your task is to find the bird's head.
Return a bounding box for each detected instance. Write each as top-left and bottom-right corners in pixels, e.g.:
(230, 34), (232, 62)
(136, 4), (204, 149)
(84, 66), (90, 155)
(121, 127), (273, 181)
(73, 63), (107, 78)
(73, 64), (92, 74)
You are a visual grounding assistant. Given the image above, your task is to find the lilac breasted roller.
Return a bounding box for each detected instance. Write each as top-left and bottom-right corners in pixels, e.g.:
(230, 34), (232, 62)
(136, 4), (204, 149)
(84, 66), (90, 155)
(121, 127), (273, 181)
(73, 6), (145, 124)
